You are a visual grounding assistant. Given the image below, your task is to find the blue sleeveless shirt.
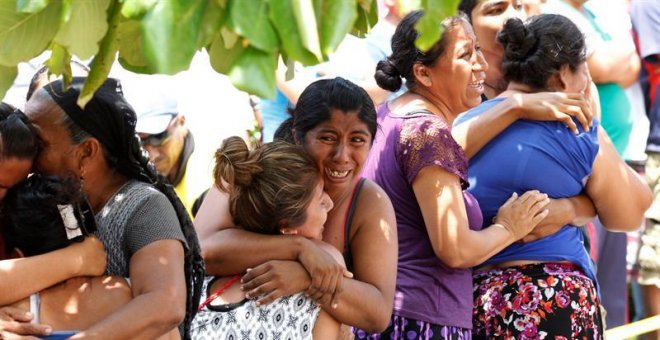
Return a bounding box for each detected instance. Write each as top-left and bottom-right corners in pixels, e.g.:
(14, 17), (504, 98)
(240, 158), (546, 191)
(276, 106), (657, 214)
(454, 98), (600, 285)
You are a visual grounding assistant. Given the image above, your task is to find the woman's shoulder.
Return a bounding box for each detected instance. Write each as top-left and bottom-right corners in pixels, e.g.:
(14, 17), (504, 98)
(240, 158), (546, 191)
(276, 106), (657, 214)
(351, 179), (395, 229)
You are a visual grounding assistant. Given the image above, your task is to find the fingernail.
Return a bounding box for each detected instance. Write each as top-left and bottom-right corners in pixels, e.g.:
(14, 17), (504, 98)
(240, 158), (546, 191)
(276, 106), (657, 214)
(240, 285), (245, 291)
(332, 303), (338, 309)
(246, 268), (252, 272)
(44, 326), (52, 334)
(245, 293), (251, 298)
(255, 301), (261, 307)
(25, 312), (33, 318)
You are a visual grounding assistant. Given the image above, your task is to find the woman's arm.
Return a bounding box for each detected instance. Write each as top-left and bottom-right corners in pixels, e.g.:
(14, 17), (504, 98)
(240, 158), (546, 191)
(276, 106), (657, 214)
(71, 240), (186, 339)
(316, 182), (397, 332)
(0, 237), (106, 305)
(522, 194), (597, 243)
(453, 92), (592, 158)
(586, 128), (652, 231)
(413, 166), (550, 268)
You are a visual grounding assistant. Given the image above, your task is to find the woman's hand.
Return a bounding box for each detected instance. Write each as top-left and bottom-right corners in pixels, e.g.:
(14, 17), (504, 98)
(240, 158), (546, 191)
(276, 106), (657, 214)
(240, 260), (311, 306)
(69, 236), (106, 277)
(495, 190), (551, 241)
(511, 92), (593, 134)
(297, 239), (352, 306)
(0, 306), (51, 339)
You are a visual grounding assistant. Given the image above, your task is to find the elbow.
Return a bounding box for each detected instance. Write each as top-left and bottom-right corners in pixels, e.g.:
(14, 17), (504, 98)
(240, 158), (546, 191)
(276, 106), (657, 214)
(159, 292), (186, 331)
(434, 249), (474, 269)
(359, 304), (393, 333)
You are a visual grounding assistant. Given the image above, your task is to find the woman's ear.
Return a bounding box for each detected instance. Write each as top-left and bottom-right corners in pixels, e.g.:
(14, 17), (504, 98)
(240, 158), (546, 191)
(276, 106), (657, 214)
(412, 63), (433, 87)
(279, 226), (298, 235)
(76, 138), (101, 164)
(292, 128), (301, 145)
(554, 64), (572, 91)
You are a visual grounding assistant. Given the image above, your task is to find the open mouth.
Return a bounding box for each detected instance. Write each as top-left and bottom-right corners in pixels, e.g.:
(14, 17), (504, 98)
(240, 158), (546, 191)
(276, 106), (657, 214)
(326, 168), (350, 179)
(469, 80), (484, 90)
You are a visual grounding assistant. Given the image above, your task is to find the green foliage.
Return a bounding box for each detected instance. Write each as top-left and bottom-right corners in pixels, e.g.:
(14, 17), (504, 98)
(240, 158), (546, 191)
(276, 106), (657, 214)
(0, 0), (457, 102)
(0, 64), (16, 97)
(414, 0), (460, 52)
(53, 0), (111, 60)
(0, 0), (62, 65)
(141, 0), (205, 74)
(16, 0), (48, 13)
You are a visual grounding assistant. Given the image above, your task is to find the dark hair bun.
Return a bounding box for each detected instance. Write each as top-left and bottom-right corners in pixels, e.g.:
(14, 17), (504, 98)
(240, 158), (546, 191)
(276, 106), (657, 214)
(375, 58), (403, 92)
(498, 18), (538, 62)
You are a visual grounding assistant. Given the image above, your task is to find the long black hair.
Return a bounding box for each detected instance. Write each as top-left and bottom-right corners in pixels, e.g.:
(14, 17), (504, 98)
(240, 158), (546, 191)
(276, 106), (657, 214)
(38, 77), (204, 339)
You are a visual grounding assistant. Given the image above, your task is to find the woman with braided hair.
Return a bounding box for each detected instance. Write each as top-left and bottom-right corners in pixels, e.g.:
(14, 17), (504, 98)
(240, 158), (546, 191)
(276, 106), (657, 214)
(24, 77), (204, 339)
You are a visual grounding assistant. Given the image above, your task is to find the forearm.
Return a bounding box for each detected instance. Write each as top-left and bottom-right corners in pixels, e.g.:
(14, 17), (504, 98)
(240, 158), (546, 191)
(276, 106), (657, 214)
(589, 48), (640, 86)
(321, 278), (392, 333)
(541, 195), (596, 228)
(452, 97), (519, 158)
(0, 250), (81, 304)
(201, 228), (307, 275)
(71, 291), (183, 339)
(448, 224), (516, 268)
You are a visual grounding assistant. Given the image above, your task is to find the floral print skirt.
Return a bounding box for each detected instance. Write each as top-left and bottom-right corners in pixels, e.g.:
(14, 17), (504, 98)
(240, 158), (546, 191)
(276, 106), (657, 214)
(473, 262), (603, 339)
(354, 315), (471, 340)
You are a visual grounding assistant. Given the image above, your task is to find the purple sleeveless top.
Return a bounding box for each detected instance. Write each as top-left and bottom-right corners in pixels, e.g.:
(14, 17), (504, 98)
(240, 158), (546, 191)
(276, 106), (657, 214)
(362, 104), (483, 328)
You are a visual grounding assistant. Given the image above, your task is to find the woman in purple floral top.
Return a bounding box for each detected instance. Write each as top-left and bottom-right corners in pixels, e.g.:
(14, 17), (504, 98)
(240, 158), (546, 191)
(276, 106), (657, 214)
(358, 11), (550, 339)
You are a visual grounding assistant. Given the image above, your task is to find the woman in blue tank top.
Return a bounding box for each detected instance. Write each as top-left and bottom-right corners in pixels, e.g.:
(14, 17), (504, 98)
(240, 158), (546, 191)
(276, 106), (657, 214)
(454, 14), (652, 339)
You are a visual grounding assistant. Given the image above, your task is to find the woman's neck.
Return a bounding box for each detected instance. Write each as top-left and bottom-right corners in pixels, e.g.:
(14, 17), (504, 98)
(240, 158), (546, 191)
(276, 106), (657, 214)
(405, 90), (455, 125)
(85, 172), (130, 213)
(502, 82), (538, 96)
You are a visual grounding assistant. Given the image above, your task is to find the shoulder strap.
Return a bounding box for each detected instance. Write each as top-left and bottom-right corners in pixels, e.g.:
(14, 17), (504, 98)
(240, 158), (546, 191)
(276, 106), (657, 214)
(342, 178), (367, 271)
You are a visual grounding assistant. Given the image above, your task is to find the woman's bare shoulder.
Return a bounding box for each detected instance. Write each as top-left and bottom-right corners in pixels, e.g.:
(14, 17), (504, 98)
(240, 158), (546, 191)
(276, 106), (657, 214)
(352, 179), (396, 231)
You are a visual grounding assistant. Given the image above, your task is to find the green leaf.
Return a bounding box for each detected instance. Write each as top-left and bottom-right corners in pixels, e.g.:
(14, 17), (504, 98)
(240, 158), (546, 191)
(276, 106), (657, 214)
(0, 64), (17, 99)
(0, 0), (62, 66)
(269, 0), (319, 66)
(227, 47), (277, 99)
(53, 0), (110, 60)
(291, 0), (322, 59)
(227, 0), (278, 52)
(16, 0), (48, 13)
(196, 0), (226, 48)
(45, 42), (72, 87)
(207, 27), (245, 74)
(117, 19), (155, 73)
(120, 0), (157, 19)
(316, 0), (357, 56)
(351, 0), (377, 37)
(141, 0), (205, 74)
(414, 0), (459, 52)
(78, 0), (121, 108)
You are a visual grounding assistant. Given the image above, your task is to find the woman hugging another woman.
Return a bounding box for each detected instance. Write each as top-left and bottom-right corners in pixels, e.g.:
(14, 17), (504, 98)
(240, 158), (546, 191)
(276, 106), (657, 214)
(191, 137), (338, 339)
